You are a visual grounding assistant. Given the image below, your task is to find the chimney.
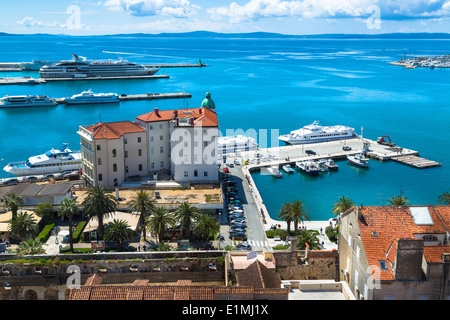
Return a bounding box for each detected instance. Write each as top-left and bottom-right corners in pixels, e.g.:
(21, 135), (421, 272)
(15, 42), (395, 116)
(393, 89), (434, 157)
(154, 107), (159, 116)
(394, 238), (424, 281)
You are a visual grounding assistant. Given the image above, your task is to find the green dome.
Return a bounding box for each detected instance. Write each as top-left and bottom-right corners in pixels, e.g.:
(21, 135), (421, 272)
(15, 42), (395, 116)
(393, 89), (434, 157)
(201, 91), (215, 109)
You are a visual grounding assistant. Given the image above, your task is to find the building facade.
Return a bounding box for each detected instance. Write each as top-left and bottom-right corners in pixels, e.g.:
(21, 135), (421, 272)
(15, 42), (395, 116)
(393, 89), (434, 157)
(78, 106), (219, 187)
(339, 205), (450, 300)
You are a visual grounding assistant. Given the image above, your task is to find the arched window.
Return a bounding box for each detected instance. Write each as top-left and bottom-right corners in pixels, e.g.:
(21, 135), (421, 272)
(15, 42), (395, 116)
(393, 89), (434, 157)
(113, 164), (117, 172)
(112, 149), (117, 158)
(113, 179), (118, 187)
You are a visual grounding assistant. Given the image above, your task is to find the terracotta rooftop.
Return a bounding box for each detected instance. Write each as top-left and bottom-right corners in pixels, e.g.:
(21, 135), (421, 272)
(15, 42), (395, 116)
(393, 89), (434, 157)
(348, 205), (450, 281)
(136, 107), (218, 127)
(84, 121), (146, 140)
(235, 260), (282, 289)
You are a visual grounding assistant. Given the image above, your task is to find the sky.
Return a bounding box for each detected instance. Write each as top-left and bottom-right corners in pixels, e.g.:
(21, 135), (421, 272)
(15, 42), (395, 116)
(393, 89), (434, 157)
(1, 0), (450, 35)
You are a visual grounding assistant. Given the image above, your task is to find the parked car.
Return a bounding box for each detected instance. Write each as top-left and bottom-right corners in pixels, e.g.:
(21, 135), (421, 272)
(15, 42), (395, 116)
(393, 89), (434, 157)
(231, 227), (246, 233)
(226, 163), (234, 168)
(305, 149), (316, 155)
(342, 146), (352, 151)
(23, 176), (38, 182)
(2, 178), (19, 186)
(229, 232), (247, 240)
(235, 242), (252, 250)
(223, 167), (230, 173)
(231, 222), (247, 227)
(62, 170), (80, 180)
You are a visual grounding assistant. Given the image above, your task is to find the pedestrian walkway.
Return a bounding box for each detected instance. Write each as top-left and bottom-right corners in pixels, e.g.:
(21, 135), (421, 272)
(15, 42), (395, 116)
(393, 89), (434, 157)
(43, 226), (70, 255)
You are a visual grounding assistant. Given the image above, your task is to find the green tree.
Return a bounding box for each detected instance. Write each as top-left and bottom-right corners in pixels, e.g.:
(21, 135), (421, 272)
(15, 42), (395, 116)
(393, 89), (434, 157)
(277, 202), (293, 234)
(18, 238), (45, 256)
(438, 190), (450, 205)
(9, 211), (37, 241)
(174, 201), (201, 239)
(387, 195), (409, 206)
(104, 219), (134, 251)
(34, 201), (54, 224)
(193, 214), (220, 246)
(145, 207), (175, 243)
(129, 190), (155, 241)
(296, 230), (323, 250)
(332, 196), (355, 216)
(58, 197), (79, 253)
(4, 193), (24, 218)
(82, 186), (117, 240)
(290, 200), (311, 233)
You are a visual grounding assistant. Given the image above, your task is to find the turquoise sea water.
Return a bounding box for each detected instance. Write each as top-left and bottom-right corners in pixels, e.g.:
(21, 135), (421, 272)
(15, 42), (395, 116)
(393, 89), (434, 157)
(0, 35), (449, 221)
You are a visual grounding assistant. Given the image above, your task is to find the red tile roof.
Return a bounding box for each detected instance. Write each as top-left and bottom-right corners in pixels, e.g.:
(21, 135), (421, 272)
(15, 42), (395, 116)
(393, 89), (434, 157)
(85, 121), (146, 140)
(350, 205), (450, 281)
(136, 107), (218, 127)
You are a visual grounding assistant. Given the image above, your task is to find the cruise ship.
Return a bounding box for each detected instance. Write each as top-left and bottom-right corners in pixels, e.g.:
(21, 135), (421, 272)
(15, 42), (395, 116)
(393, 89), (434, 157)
(279, 121), (356, 145)
(218, 135), (258, 155)
(62, 89), (119, 104)
(39, 54), (159, 79)
(0, 95), (57, 108)
(3, 144), (82, 176)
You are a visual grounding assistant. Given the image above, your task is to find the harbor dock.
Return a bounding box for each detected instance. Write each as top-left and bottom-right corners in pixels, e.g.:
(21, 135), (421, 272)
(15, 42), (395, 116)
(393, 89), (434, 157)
(224, 137), (440, 171)
(0, 74), (169, 85)
(54, 92), (192, 104)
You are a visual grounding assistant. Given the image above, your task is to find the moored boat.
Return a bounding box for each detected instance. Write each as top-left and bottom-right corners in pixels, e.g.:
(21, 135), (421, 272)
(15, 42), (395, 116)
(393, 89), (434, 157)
(347, 153), (369, 168)
(0, 95), (56, 108)
(267, 165), (283, 178)
(279, 121), (356, 145)
(282, 164), (294, 173)
(324, 158), (339, 170)
(62, 89), (119, 104)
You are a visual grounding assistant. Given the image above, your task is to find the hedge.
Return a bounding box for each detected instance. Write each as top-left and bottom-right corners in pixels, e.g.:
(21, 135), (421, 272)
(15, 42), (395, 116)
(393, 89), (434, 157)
(265, 229), (289, 240)
(71, 221), (87, 242)
(35, 223), (56, 243)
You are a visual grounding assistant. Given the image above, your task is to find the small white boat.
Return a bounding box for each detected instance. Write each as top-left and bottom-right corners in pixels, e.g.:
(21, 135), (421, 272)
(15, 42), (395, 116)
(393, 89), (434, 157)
(296, 161), (320, 176)
(267, 165), (283, 178)
(282, 164), (294, 173)
(62, 89), (119, 104)
(324, 158), (339, 170)
(347, 153), (369, 168)
(315, 160), (329, 172)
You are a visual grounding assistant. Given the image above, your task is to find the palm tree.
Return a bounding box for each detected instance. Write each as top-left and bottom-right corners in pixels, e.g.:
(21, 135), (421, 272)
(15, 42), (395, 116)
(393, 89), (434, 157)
(193, 214), (220, 246)
(82, 186), (117, 240)
(174, 201), (201, 239)
(290, 200), (311, 233)
(104, 219), (134, 251)
(387, 194), (409, 206)
(438, 190), (450, 205)
(145, 207), (175, 243)
(9, 211), (37, 241)
(278, 202), (293, 233)
(332, 196), (355, 216)
(129, 190), (155, 241)
(34, 201), (54, 224)
(296, 230), (323, 250)
(58, 197), (79, 253)
(4, 193), (24, 218)
(18, 238), (45, 256)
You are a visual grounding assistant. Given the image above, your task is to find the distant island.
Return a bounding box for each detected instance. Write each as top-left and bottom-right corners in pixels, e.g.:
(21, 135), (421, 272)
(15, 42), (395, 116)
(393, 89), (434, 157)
(2, 30), (450, 39)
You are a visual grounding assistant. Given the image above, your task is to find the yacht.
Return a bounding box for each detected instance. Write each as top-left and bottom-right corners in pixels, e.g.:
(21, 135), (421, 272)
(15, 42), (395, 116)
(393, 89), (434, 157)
(347, 153), (369, 168)
(3, 144), (82, 176)
(0, 95), (56, 108)
(218, 135), (258, 155)
(295, 161), (320, 176)
(267, 165), (283, 178)
(315, 159), (329, 172)
(279, 121), (356, 145)
(324, 158), (339, 170)
(39, 54), (159, 79)
(282, 164), (294, 173)
(62, 89), (119, 104)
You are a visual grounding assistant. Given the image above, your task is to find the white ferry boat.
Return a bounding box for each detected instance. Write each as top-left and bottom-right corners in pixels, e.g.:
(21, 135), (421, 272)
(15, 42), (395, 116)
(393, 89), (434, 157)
(218, 135), (258, 155)
(279, 121), (356, 145)
(0, 95), (57, 108)
(3, 144), (82, 176)
(39, 54), (159, 79)
(62, 89), (119, 104)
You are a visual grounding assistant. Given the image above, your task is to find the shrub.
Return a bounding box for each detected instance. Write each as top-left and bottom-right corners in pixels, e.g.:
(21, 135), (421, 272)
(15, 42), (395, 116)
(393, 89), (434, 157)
(265, 229), (289, 240)
(325, 226), (338, 243)
(35, 223), (56, 243)
(71, 221), (87, 242)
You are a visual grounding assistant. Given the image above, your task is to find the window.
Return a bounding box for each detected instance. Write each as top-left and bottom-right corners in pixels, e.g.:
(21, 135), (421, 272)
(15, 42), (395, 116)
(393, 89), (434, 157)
(125, 166), (129, 173)
(379, 260), (389, 271)
(124, 138), (127, 144)
(356, 246), (360, 259)
(160, 147), (164, 153)
(113, 164), (117, 172)
(112, 149), (117, 158)
(96, 145), (101, 151)
(125, 151), (128, 158)
(98, 174), (102, 181)
(139, 164), (142, 171)
(150, 136), (154, 142)
(97, 158), (102, 165)
(159, 124), (163, 129)
(151, 148), (154, 155)
(113, 179), (118, 187)
(203, 141), (208, 147)
(160, 162), (164, 168)
(151, 163), (154, 169)
(204, 171), (208, 177)
(160, 135), (163, 141)
(138, 149), (142, 156)
(149, 125), (153, 130)
(194, 169), (198, 177)
(184, 171), (188, 177)
(138, 137), (142, 143)
(348, 235), (352, 249)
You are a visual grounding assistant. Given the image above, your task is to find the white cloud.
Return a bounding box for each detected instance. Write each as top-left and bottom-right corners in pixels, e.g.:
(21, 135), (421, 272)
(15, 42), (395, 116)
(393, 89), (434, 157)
(207, 0), (450, 23)
(17, 17), (66, 28)
(104, 0), (201, 18)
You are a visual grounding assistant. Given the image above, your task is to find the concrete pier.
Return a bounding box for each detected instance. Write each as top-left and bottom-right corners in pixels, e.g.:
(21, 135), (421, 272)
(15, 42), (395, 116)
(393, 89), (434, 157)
(0, 74), (169, 85)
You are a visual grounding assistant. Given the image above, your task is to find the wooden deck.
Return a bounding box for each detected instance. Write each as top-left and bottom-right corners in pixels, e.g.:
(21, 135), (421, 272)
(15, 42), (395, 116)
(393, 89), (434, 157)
(391, 155), (442, 169)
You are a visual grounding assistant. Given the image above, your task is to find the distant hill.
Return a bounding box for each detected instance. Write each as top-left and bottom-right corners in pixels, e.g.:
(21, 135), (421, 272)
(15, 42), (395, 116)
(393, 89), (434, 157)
(2, 31), (450, 39)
